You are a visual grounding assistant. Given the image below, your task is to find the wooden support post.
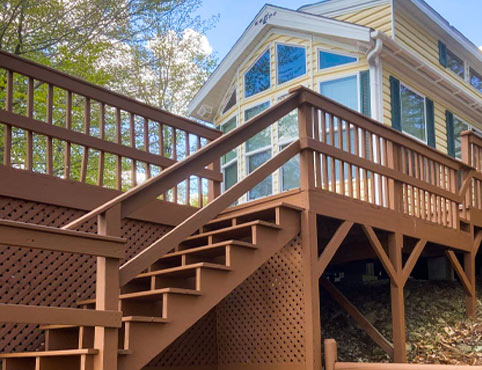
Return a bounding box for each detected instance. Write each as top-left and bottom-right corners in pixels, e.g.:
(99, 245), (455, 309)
(301, 209), (322, 370)
(464, 252), (476, 318)
(94, 204), (121, 370)
(388, 232), (406, 363)
(208, 160), (221, 203)
(298, 103), (315, 191)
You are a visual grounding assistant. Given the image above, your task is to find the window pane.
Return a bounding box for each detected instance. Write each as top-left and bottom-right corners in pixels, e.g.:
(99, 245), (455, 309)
(453, 117), (469, 160)
(320, 75), (358, 111)
(222, 89), (237, 114)
(278, 110), (298, 143)
(244, 101), (270, 121)
(224, 162), (237, 190)
(400, 85), (426, 142)
(244, 50), (271, 98)
(320, 51), (357, 69)
(470, 68), (482, 93)
(221, 116), (237, 165)
(446, 49), (465, 78)
(248, 150), (272, 199)
(277, 44), (306, 84)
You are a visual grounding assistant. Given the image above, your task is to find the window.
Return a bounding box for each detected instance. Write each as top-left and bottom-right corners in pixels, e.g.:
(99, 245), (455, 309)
(244, 50), (271, 98)
(470, 68), (482, 93)
(244, 102), (272, 199)
(277, 44), (306, 85)
(222, 89), (237, 114)
(220, 117), (237, 190)
(446, 49), (465, 78)
(453, 116), (469, 160)
(277, 102), (299, 191)
(320, 75), (359, 111)
(319, 51), (357, 70)
(400, 84), (427, 142)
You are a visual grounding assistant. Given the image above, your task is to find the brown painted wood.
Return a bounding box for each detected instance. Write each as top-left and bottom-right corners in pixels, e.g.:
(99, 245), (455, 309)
(320, 278), (394, 358)
(0, 304), (121, 328)
(315, 221), (354, 278)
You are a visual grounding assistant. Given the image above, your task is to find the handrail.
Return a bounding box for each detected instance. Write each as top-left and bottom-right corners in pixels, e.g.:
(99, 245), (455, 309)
(119, 140), (300, 285)
(62, 90), (302, 230)
(0, 50), (219, 140)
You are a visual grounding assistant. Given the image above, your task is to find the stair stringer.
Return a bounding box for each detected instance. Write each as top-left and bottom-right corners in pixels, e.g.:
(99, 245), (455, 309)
(118, 208), (301, 370)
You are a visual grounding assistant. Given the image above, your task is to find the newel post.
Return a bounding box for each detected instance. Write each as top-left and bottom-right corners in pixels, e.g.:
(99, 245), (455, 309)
(298, 102), (322, 370)
(94, 204), (121, 370)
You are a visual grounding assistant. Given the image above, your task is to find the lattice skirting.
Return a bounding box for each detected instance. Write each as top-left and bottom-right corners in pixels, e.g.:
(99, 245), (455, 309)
(0, 196), (171, 353)
(147, 235), (306, 369)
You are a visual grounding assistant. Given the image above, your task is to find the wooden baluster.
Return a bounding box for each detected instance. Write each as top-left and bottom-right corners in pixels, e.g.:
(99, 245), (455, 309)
(160, 124), (167, 200)
(408, 152), (415, 216)
(346, 123), (353, 198)
(401, 147), (408, 213)
(64, 91), (72, 179)
(130, 113), (137, 187)
(80, 97), (90, 183)
(46, 84), (54, 175)
(321, 111), (329, 191)
(95, 204), (121, 370)
(173, 128), (178, 202)
(97, 103), (105, 187)
(4, 69), (12, 166)
(376, 136), (382, 206)
(361, 129), (368, 201)
(185, 132), (190, 205)
(26, 77), (34, 171)
(338, 118), (345, 196)
(115, 108), (122, 191)
(329, 114), (336, 193)
(367, 132), (375, 204)
(197, 136), (203, 208)
(144, 118), (151, 179)
(313, 109), (322, 189)
(354, 126), (360, 199)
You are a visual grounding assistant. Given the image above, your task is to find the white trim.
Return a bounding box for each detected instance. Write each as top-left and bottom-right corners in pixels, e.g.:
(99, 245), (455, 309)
(275, 42), (308, 87)
(243, 47), (272, 100)
(317, 48), (360, 72)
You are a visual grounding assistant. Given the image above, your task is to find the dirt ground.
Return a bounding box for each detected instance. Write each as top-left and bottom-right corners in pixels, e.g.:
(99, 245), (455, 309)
(321, 279), (482, 365)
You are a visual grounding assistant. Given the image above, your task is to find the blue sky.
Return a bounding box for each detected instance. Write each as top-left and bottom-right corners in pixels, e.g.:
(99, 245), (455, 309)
(197, 0), (482, 61)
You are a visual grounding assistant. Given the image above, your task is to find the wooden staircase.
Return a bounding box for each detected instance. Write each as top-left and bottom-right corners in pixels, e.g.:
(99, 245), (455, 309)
(0, 203), (301, 370)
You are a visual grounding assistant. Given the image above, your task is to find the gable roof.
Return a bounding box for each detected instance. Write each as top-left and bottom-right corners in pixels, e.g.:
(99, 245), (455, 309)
(187, 4), (371, 122)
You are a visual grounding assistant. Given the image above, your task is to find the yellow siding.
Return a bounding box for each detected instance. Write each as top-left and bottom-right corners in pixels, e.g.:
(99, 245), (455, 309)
(394, 10), (482, 101)
(335, 4), (393, 37)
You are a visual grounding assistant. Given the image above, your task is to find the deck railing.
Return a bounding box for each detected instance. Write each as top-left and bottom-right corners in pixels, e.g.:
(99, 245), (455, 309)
(0, 50), (222, 207)
(461, 131), (482, 214)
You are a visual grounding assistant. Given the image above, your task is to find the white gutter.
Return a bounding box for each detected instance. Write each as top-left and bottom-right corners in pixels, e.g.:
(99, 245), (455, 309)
(367, 31), (384, 122)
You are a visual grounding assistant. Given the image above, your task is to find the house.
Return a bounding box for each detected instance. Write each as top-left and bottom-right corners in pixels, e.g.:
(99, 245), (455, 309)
(188, 0), (482, 202)
(1, 1), (482, 370)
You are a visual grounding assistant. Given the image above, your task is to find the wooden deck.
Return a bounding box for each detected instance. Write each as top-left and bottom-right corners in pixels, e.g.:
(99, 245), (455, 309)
(1, 50), (482, 370)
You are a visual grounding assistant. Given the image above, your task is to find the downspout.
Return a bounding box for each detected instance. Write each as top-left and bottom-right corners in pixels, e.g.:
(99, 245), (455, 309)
(367, 31), (384, 122)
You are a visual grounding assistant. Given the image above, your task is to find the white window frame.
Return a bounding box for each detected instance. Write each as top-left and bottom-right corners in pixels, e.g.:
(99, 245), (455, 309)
(317, 48), (359, 72)
(243, 100), (273, 200)
(318, 72), (361, 113)
(243, 47), (272, 99)
(398, 82), (429, 145)
(275, 42), (308, 87)
(220, 115), (238, 192)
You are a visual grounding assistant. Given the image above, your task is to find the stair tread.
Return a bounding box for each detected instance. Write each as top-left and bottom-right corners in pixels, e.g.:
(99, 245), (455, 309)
(137, 262), (231, 279)
(212, 201), (304, 224)
(120, 287), (202, 301)
(186, 220), (280, 241)
(122, 316), (168, 324)
(161, 240), (257, 259)
(39, 324), (79, 330)
(0, 348), (98, 358)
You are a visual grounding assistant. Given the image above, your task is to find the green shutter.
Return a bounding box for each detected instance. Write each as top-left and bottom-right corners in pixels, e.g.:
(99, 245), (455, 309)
(446, 110), (455, 157)
(425, 98), (436, 148)
(438, 41), (447, 67)
(360, 70), (371, 117)
(389, 76), (401, 131)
